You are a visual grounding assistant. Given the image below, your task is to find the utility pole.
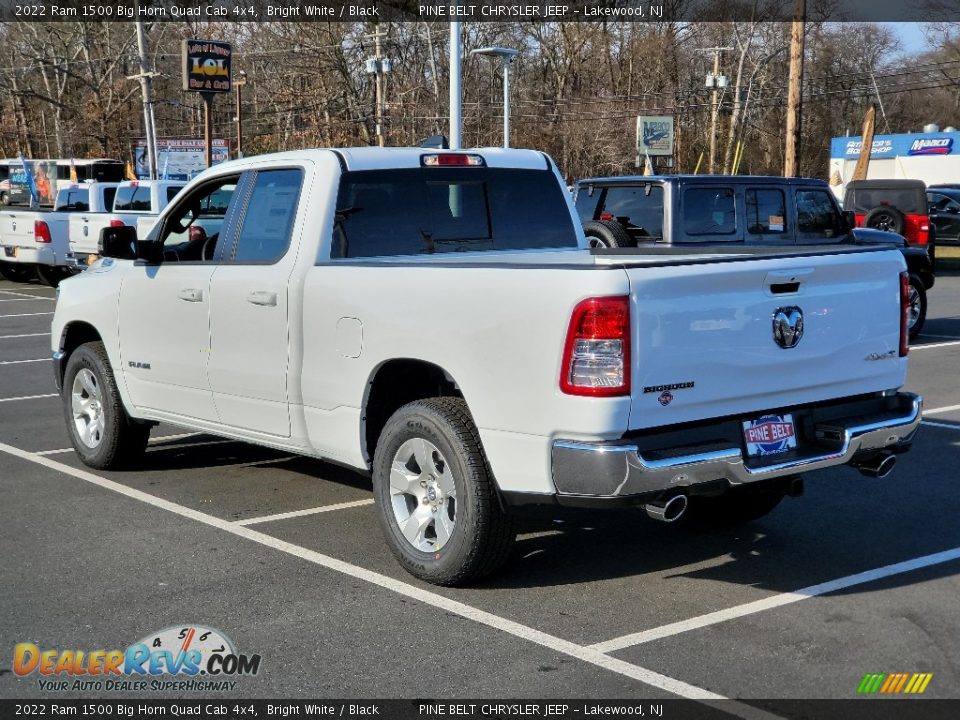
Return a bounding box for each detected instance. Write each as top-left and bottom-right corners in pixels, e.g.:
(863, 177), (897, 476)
(132, 21), (159, 180)
(784, 0), (806, 177)
(699, 47), (731, 174)
(365, 26), (391, 147)
(449, 21), (462, 150)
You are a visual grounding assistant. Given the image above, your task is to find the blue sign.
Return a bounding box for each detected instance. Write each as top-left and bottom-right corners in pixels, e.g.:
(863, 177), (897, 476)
(831, 132), (960, 160)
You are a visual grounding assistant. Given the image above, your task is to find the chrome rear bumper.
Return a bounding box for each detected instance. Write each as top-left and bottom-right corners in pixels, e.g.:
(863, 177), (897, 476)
(552, 393), (922, 499)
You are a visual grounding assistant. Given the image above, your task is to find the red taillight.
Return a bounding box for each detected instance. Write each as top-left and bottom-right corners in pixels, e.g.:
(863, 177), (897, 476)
(560, 296), (631, 396)
(189, 225), (207, 242)
(599, 212), (614, 221)
(109, 219), (126, 228)
(899, 271), (910, 357)
(34, 220), (52, 244)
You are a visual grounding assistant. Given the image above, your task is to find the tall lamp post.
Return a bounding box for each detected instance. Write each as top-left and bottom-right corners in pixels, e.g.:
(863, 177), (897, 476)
(234, 70), (247, 159)
(471, 47), (518, 148)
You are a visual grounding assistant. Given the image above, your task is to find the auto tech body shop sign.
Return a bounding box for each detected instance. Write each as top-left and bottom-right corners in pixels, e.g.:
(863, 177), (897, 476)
(828, 130), (960, 197)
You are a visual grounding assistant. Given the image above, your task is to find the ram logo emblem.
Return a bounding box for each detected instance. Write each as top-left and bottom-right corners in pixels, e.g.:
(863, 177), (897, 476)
(772, 306), (804, 349)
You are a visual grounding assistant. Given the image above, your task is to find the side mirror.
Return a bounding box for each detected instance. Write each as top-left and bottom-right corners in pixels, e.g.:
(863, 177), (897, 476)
(98, 225), (137, 260)
(842, 210), (856, 232)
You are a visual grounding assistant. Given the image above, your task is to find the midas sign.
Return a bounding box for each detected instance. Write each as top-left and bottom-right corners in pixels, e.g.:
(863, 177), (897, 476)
(182, 39), (232, 93)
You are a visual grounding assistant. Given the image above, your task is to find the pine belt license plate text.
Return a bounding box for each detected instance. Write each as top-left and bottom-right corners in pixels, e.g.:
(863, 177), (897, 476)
(742, 414), (797, 457)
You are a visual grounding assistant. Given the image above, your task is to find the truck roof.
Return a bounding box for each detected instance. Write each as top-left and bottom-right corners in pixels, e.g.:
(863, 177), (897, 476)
(577, 175), (831, 188)
(191, 146), (553, 177)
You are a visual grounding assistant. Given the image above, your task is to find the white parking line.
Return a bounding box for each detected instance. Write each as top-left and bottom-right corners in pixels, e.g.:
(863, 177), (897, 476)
(0, 440), (786, 718)
(588, 546), (960, 654)
(0, 312), (54, 318)
(236, 499), (375, 526)
(922, 420), (960, 431)
(924, 403), (960, 416)
(0, 298), (53, 303)
(0, 332), (50, 340)
(0, 358), (48, 366)
(911, 340), (960, 350)
(0, 393), (57, 403)
(36, 432), (203, 456)
(0, 290), (55, 301)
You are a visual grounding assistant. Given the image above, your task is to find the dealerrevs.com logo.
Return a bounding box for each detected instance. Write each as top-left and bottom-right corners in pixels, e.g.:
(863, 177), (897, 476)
(14, 625), (261, 692)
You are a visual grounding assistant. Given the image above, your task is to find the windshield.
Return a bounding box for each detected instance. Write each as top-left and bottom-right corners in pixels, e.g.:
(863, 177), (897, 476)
(332, 167), (577, 258)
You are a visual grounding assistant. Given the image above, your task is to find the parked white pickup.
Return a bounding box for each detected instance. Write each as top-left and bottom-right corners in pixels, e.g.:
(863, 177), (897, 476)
(51, 147), (922, 585)
(67, 180), (185, 268)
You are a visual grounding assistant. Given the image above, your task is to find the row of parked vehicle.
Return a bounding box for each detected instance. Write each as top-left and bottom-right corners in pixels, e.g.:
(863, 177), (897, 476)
(0, 179), (186, 287)
(573, 175), (940, 338)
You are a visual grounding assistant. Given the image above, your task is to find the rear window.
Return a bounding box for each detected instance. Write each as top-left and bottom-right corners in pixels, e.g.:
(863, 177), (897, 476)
(848, 186), (926, 215)
(113, 185), (151, 212)
(332, 168), (576, 258)
(683, 187), (737, 235)
(55, 188), (89, 212)
(578, 185), (664, 239)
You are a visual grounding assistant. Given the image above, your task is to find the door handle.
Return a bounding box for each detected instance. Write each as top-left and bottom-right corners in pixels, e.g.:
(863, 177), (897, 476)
(178, 288), (204, 302)
(246, 290), (278, 307)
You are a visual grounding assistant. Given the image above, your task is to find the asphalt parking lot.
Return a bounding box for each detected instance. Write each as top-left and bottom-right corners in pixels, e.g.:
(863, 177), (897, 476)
(1, 273), (958, 709)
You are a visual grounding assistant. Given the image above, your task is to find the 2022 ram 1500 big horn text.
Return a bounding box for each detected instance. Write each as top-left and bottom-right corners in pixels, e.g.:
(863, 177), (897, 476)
(51, 147), (921, 586)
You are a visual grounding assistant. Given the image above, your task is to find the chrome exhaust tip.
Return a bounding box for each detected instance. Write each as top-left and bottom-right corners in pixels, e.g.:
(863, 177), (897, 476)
(645, 494), (688, 523)
(858, 453), (897, 479)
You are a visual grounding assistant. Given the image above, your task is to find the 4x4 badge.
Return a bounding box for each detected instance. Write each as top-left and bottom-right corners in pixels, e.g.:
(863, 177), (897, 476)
(772, 306), (804, 349)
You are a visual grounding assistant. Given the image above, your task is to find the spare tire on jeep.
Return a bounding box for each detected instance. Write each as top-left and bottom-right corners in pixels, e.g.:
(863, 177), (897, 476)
(583, 219), (634, 248)
(864, 205), (906, 235)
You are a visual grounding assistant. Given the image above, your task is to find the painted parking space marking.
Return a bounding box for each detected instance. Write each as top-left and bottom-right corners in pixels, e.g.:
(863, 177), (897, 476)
(924, 403), (960, 416)
(588, 546), (960, 654)
(0, 439), (790, 719)
(0, 290), (55, 301)
(236, 499), (375, 526)
(910, 340), (960, 350)
(0, 298), (55, 303)
(0, 312), (54, 318)
(0, 358), (49, 366)
(0, 332), (51, 340)
(0, 393), (58, 403)
(921, 420), (960, 431)
(36, 432), (203, 456)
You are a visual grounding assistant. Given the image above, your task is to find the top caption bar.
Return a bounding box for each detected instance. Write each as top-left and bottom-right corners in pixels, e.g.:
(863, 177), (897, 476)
(0, 0), (956, 22)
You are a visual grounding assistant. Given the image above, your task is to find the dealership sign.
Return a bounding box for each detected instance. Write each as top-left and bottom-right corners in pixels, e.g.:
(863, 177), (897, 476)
(182, 39), (232, 93)
(909, 138), (953, 155)
(831, 132), (960, 160)
(637, 116), (674, 156)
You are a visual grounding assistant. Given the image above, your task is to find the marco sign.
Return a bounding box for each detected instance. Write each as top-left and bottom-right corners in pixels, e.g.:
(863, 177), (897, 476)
(182, 39), (232, 93)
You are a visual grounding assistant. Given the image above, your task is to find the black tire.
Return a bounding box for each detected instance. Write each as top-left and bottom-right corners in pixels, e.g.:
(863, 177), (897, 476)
(682, 485), (786, 528)
(0, 263), (36, 283)
(36, 265), (73, 288)
(583, 219), (634, 248)
(907, 273), (927, 339)
(864, 206), (906, 235)
(372, 397), (516, 586)
(62, 342), (151, 470)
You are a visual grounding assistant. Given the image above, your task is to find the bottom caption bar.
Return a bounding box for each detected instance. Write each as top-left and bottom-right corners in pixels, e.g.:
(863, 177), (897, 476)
(1, 700), (957, 720)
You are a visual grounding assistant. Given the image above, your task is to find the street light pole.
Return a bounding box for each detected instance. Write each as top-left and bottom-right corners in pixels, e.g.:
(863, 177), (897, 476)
(449, 21), (462, 150)
(471, 47), (519, 148)
(234, 71), (247, 159)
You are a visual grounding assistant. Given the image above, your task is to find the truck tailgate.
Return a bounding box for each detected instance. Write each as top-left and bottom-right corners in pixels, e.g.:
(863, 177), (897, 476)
(625, 247), (907, 430)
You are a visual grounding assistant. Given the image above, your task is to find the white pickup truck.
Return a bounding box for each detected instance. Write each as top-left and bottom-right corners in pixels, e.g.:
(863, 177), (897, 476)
(0, 185), (100, 286)
(51, 147), (922, 585)
(66, 180), (185, 268)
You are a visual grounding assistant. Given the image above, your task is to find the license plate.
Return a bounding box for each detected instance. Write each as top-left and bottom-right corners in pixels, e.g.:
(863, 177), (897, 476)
(742, 414), (797, 457)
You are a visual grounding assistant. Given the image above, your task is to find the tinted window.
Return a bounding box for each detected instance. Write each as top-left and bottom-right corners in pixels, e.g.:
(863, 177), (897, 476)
(113, 185), (152, 212)
(683, 188), (736, 235)
(166, 186), (183, 203)
(55, 188), (89, 212)
(102, 187), (117, 212)
(849, 187), (926, 214)
(232, 169), (302, 263)
(745, 189), (786, 234)
(796, 190), (841, 236)
(574, 186), (600, 223)
(333, 168), (576, 258)
(597, 186), (664, 238)
(91, 162), (124, 183)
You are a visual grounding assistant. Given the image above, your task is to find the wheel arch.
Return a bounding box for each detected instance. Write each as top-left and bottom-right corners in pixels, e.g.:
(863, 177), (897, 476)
(55, 321), (104, 389)
(361, 358), (465, 466)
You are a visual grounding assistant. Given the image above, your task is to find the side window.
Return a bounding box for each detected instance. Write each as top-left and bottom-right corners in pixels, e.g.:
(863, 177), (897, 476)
(166, 186), (183, 204)
(745, 189), (786, 234)
(796, 190), (840, 237)
(683, 188), (736, 235)
(230, 169), (303, 264)
(574, 186), (600, 223)
(102, 187), (117, 212)
(158, 176), (239, 263)
(601, 186), (664, 238)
